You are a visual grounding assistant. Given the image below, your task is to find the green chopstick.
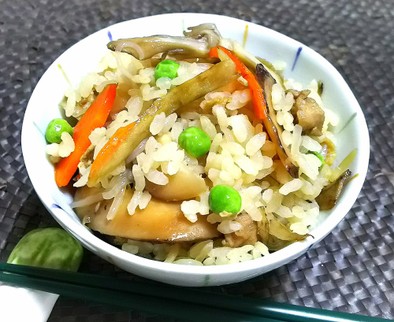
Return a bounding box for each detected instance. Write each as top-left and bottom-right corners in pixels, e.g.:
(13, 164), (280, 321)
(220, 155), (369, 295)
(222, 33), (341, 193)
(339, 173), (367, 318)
(0, 272), (278, 322)
(0, 263), (389, 322)
(0, 264), (281, 322)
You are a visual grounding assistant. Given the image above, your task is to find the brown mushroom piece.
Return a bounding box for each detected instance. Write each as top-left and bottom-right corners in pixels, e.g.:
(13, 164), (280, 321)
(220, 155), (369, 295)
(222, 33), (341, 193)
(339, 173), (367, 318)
(74, 186), (220, 242)
(290, 89), (325, 136)
(316, 169), (352, 210)
(255, 63), (299, 178)
(107, 23), (221, 60)
(224, 214), (258, 247)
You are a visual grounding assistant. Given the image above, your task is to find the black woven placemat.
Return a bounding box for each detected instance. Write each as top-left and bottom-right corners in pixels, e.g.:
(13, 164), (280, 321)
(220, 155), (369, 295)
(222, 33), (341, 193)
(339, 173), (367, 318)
(1, 0), (393, 320)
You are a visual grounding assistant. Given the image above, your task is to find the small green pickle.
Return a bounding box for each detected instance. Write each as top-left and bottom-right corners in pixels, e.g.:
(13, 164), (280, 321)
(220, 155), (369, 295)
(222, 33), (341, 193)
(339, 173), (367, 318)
(7, 227), (83, 272)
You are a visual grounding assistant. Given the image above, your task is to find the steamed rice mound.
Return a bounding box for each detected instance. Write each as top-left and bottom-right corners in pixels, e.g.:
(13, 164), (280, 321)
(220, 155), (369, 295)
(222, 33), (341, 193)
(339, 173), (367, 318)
(47, 35), (342, 266)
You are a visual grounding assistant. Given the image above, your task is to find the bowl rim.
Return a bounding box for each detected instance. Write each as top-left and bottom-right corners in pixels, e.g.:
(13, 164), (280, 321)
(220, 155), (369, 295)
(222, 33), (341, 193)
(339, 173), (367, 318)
(21, 12), (370, 284)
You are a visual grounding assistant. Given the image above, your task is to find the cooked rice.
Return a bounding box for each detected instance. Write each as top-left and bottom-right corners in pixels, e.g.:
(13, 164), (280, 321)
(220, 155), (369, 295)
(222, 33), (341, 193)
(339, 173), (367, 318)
(50, 40), (339, 265)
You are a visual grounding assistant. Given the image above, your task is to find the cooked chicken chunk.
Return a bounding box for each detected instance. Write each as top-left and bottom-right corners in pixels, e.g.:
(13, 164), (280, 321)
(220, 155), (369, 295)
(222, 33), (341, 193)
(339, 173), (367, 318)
(290, 90), (325, 136)
(225, 214), (258, 247)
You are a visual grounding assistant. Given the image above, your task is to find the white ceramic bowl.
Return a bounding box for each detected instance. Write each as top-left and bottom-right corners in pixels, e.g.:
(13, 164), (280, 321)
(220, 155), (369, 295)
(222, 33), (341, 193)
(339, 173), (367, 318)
(21, 13), (369, 287)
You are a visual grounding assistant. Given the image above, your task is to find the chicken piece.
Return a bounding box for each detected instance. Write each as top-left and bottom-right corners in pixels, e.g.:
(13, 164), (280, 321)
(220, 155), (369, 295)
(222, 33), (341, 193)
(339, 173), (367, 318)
(74, 186), (220, 242)
(225, 214), (258, 247)
(290, 90), (325, 136)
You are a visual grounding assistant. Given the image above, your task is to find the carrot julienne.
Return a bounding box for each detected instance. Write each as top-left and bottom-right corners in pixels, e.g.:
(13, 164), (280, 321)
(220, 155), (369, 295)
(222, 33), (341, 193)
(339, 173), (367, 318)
(209, 46), (268, 120)
(88, 121), (136, 185)
(54, 83), (118, 187)
(210, 46), (298, 177)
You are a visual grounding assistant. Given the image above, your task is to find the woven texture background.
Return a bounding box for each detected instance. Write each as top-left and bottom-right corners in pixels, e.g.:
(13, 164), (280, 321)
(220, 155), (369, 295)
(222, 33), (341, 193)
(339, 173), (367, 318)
(1, 0), (393, 320)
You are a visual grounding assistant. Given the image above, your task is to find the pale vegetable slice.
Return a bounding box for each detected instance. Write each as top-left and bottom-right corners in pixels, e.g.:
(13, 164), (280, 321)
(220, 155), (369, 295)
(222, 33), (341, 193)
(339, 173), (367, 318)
(74, 186), (219, 242)
(257, 213), (308, 251)
(145, 167), (207, 201)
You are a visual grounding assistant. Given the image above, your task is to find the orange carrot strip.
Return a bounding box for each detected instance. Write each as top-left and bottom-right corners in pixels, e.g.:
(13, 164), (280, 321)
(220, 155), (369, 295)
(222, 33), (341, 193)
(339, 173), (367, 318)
(209, 46), (268, 120)
(208, 47), (219, 58)
(55, 83), (118, 187)
(88, 121), (136, 184)
(210, 46), (298, 177)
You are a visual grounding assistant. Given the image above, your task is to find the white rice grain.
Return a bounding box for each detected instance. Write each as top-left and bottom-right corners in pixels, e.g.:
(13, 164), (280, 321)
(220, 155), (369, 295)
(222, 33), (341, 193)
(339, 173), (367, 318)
(122, 243), (139, 254)
(245, 132), (266, 156)
(161, 113), (178, 134)
(64, 90), (77, 118)
(262, 188), (273, 203)
(200, 115), (217, 139)
(170, 122), (185, 141)
(291, 124), (303, 156)
(226, 89), (251, 110)
(212, 105), (228, 131)
(58, 132), (75, 157)
(144, 136), (160, 155)
(145, 170), (169, 185)
(153, 142), (178, 162)
(220, 141), (245, 156)
(301, 136), (322, 153)
(227, 245), (254, 263)
(189, 240), (213, 262)
(150, 112), (166, 135)
(276, 205), (293, 218)
(279, 178), (303, 195)
(127, 190), (142, 215)
(156, 77), (172, 90)
(107, 186), (126, 220)
(138, 191), (151, 210)
(126, 96), (143, 119)
(297, 153), (321, 180)
(132, 164), (145, 191)
(228, 114), (253, 143)
(164, 244), (181, 263)
(180, 200), (200, 223)
(217, 220), (242, 234)
(234, 155), (258, 176)
(253, 242), (270, 257)
(290, 222), (309, 235)
(265, 190), (283, 213)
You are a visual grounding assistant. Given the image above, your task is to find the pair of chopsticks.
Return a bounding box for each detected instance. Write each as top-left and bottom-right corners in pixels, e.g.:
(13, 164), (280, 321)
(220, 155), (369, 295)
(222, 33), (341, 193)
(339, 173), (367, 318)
(0, 263), (388, 322)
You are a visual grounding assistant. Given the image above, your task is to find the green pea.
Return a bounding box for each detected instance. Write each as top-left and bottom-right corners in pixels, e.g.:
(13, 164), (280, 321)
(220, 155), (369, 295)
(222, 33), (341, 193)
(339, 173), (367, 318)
(178, 127), (211, 158)
(154, 59), (180, 80)
(45, 118), (73, 143)
(209, 185), (242, 215)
